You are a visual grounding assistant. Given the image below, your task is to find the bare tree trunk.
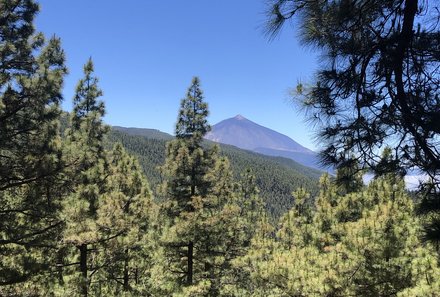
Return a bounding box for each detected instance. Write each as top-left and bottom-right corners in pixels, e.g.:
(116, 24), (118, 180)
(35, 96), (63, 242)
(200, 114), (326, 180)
(79, 244), (88, 297)
(123, 249), (129, 291)
(187, 242), (193, 285)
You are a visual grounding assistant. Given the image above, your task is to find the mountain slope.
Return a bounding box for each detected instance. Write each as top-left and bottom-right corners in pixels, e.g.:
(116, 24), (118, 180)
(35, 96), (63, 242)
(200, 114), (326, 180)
(253, 147), (320, 169)
(107, 126), (322, 220)
(204, 115), (324, 170)
(112, 126), (173, 141)
(205, 115), (313, 153)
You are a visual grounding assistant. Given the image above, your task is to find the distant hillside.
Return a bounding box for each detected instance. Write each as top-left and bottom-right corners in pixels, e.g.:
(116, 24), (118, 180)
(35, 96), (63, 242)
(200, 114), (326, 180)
(112, 126), (173, 141)
(204, 115), (325, 171)
(253, 147), (321, 170)
(107, 126), (322, 220)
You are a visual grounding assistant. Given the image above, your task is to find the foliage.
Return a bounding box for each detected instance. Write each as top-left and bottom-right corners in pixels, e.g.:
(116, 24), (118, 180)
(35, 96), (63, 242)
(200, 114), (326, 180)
(94, 143), (154, 295)
(56, 60), (155, 296)
(153, 77), (251, 296)
(266, 0), (440, 244)
(0, 0), (67, 293)
(3, 1), (440, 295)
(107, 129), (320, 220)
(267, 0), (440, 176)
(59, 58), (110, 296)
(243, 174), (440, 296)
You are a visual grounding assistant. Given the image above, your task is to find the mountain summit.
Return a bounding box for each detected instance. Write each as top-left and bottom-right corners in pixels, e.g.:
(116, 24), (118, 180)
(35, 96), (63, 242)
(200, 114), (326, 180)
(205, 115), (322, 169)
(205, 115), (313, 153)
(234, 114), (246, 120)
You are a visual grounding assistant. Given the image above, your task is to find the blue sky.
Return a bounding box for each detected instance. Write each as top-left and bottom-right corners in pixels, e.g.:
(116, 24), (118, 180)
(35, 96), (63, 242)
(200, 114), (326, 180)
(36, 0), (319, 150)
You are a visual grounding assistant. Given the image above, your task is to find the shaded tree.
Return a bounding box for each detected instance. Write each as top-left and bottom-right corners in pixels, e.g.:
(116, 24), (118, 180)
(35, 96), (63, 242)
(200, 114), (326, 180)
(60, 58), (108, 297)
(266, 0), (440, 242)
(0, 0), (67, 293)
(95, 143), (154, 295)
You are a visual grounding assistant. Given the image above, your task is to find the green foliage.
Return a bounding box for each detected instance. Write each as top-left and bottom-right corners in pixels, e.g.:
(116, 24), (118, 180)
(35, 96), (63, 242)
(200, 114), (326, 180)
(72, 58), (105, 130)
(94, 143), (154, 295)
(153, 78), (283, 296)
(59, 58), (109, 296)
(113, 126), (173, 141)
(267, 0), (440, 175)
(266, 0), (440, 244)
(175, 77), (210, 142)
(334, 153), (364, 196)
(153, 77), (245, 295)
(107, 129), (321, 220)
(0, 0), (67, 292)
(3, 2), (440, 295)
(58, 62), (155, 296)
(244, 174), (440, 296)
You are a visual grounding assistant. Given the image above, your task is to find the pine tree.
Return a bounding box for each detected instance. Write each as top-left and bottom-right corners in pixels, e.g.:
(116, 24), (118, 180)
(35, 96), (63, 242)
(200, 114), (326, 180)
(277, 187), (313, 249)
(247, 174), (440, 296)
(235, 169), (265, 247)
(60, 58), (109, 296)
(232, 207), (276, 296)
(266, 0), (440, 178)
(334, 152), (364, 196)
(227, 171), (276, 296)
(339, 177), (440, 295)
(155, 77), (243, 296)
(175, 77), (210, 144)
(0, 0), (67, 293)
(95, 143), (154, 295)
(266, 0), (440, 244)
(154, 77), (210, 294)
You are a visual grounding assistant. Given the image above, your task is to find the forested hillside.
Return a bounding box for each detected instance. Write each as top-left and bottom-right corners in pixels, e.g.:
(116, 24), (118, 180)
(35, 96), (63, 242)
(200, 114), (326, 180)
(2, 1), (440, 296)
(108, 128), (321, 219)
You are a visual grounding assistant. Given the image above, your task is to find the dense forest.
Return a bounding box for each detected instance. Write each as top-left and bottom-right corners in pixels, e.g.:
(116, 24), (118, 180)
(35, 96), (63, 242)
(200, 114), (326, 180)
(107, 128), (321, 220)
(1, 0), (440, 296)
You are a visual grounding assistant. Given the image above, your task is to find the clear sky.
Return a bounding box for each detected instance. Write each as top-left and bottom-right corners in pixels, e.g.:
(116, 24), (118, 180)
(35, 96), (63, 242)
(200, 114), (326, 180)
(35, 0), (320, 150)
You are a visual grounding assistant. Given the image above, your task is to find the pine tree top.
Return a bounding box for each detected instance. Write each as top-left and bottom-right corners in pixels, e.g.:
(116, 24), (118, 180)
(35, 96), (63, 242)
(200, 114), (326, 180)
(175, 76), (210, 142)
(71, 58), (105, 129)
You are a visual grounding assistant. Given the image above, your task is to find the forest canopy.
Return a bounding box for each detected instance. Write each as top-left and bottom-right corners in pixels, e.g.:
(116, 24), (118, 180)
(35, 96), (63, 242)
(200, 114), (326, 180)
(266, 0), (440, 246)
(1, 0), (440, 296)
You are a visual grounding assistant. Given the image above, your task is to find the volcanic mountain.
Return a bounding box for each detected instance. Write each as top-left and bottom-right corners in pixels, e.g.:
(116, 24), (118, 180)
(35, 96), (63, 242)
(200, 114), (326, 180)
(205, 115), (322, 170)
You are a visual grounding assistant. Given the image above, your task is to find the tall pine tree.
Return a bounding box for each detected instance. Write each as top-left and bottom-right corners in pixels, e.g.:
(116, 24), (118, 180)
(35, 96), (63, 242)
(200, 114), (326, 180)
(155, 77), (212, 293)
(60, 58), (109, 297)
(155, 77), (246, 296)
(0, 0), (67, 294)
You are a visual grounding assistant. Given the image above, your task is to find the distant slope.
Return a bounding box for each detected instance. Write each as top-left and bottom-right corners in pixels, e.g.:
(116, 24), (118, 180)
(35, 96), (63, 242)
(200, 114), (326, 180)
(112, 126), (173, 141)
(204, 115), (325, 171)
(107, 126), (322, 220)
(253, 147), (321, 170)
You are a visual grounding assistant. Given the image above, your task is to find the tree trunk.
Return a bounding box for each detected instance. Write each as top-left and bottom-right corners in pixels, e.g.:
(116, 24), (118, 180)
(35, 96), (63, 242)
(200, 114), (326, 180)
(57, 247), (65, 285)
(79, 244), (88, 297)
(123, 249), (129, 291)
(187, 242), (193, 285)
